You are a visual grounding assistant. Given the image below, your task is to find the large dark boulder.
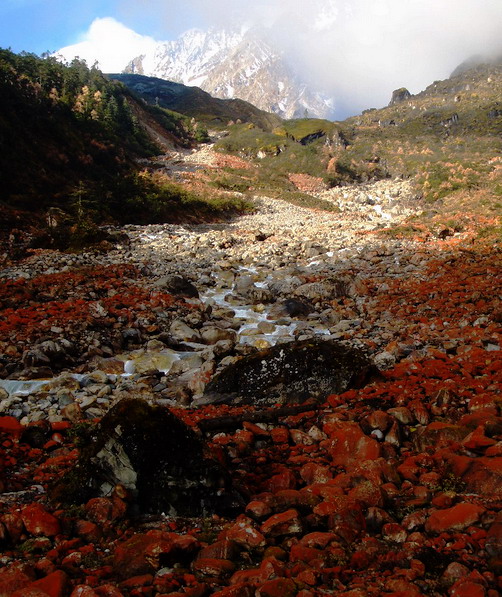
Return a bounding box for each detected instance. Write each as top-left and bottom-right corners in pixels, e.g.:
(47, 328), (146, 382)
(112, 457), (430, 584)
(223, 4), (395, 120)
(50, 398), (243, 516)
(200, 338), (374, 407)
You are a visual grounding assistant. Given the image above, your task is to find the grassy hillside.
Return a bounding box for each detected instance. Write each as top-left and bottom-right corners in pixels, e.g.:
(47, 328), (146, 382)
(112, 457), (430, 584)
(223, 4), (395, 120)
(0, 49), (252, 248)
(110, 73), (282, 131)
(209, 60), (502, 233)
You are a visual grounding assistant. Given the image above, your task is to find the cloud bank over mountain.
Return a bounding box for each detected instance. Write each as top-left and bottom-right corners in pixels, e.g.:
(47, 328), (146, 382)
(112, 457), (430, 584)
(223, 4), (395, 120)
(58, 0), (502, 117)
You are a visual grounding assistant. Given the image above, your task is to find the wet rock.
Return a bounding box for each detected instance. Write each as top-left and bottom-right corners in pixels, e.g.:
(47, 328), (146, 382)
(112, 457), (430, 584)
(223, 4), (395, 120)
(169, 320), (201, 343)
(155, 274), (199, 298)
(49, 398), (243, 516)
(201, 338), (373, 406)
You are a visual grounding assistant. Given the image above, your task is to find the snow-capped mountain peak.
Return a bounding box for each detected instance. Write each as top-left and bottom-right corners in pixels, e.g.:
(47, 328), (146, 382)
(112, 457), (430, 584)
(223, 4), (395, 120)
(125, 28), (334, 120)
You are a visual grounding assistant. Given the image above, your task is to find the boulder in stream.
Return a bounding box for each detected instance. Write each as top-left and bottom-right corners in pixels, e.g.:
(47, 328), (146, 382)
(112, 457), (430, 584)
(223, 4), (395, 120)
(49, 398), (243, 516)
(200, 338), (374, 406)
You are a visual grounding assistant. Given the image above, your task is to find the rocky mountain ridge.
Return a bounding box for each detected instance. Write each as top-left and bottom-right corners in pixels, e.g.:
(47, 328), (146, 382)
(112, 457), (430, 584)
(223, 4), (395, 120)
(124, 27), (334, 120)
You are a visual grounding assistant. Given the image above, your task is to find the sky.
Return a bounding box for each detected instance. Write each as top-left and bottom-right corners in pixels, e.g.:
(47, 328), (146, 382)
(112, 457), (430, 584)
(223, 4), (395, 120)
(2, 0), (502, 118)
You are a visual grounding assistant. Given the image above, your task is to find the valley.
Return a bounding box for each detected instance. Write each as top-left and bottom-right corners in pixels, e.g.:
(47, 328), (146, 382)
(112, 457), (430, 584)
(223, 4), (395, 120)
(0, 49), (501, 596)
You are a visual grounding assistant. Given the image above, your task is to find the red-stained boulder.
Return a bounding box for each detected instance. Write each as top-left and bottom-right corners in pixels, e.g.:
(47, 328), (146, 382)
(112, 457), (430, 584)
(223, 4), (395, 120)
(230, 557), (285, 585)
(0, 564), (36, 596)
(255, 578), (297, 597)
(75, 520), (102, 543)
(0, 416), (24, 439)
(270, 428), (289, 444)
(112, 531), (200, 579)
(223, 516), (267, 549)
(21, 504), (61, 537)
(300, 462), (332, 485)
(313, 497), (365, 543)
(443, 452), (502, 494)
(246, 500), (273, 520)
(299, 532), (338, 549)
(260, 509), (303, 537)
(20, 570), (70, 597)
(70, 587), (100, 597)
(2, 511), (25, 544)
(449, 579), (486, 597)
(211, 583), (255, 597)
(413, 422), (470, 451)
(265, 469), (297, 493)
(197, 540), (241, 561)
(192, 558), (236, 578)
(323, 421), (381, 468)
(425, 503), (485, 534)
(118, 574), (153, 590)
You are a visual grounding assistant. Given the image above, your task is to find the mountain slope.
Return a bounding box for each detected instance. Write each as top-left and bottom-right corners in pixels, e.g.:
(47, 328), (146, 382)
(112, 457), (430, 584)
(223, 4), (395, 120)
(124, 28), (333, 120)
(109, 73), (282, 130)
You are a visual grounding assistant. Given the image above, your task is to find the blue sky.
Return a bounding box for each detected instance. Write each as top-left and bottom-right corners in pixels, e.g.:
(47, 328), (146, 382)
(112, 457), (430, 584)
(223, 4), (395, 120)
(0, 0), (202, 55)
(2, 0), (502, 116)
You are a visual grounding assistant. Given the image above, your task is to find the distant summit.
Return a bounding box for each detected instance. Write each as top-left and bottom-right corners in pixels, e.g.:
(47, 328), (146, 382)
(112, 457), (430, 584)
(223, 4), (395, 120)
(123, 28), (334, 120)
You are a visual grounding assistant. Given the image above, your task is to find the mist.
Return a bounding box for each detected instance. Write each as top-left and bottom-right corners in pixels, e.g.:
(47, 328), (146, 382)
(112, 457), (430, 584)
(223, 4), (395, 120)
(62, 0), (502, 119)
(185, 0), (502, 117)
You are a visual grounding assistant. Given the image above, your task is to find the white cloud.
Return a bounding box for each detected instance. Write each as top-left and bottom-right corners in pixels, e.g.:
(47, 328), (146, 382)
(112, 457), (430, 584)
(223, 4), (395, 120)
(55, 17), (157, 72)
(55, 2), (502, 116)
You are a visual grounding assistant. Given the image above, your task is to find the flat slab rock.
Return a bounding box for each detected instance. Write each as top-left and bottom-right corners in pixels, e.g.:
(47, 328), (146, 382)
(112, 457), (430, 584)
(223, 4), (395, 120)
(49, 398), (243, 516)
(200, 338), (374, 406)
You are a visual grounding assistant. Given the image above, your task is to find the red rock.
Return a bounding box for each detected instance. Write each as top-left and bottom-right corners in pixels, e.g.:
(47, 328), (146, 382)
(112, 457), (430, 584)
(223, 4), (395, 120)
(255, 578), (297, 597)
(192, 558), (236, 578)
(462, 426), (497, 452)
(270, 428), (289, 444)
(0, 564), (36, 595)
(486, 520), (502, 558)
(211, 583), (255, 596)
(70, 586), (100, 597)
(119, 574), (153, 589)
(245, 500), (273, 520)
(323, 422), (380, 468)
(0, 415), (23, 439)
(197, 540), (241, 561)
(299, 462), (332, 485)
(299, 532), (337, 549)
(449, 580), (486, 597)
(314, 497), (365, 543)
(289, 544), (327, 564)
(230, 557), (284, 585)
(289, 429), (315, 445)
(459, 457), (502, 494)
(348, 480), (384, 507)
(25, 570), (70, 597)
(384, 578), (422, 595)
(272, 489), (318, 511)
(21, 504), (61, 537)
(84, 498), (114, 525)
(10, 589), (49, 597)
(224, 516), (267, 549)
(425, 503), (485, 534)
(260, 509), (303, 537)
(113, 532), (199, 579)
(442, 562), (470, 584)
(382, 523), (407, 543)
(2, 511), (25, 543)
(243, 421), (269, 437)
(264, 469), (297, 493)
(94, 584), (124, 597)
(75, 520), (102, 543)
(414, 422), (469, 451)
